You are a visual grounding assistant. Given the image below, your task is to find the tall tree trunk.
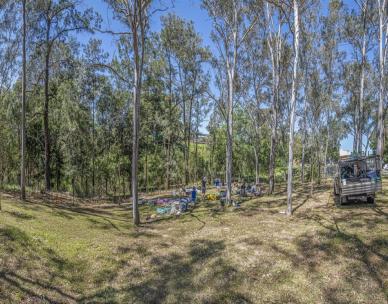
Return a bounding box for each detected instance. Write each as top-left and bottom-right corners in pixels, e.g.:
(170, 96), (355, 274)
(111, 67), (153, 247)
(269, 102), (277, 193)
(377, 0), (387, 163)
(129, 0), (149, 226)
(44, 31), (51, 192)
(132, 67), (141, 225)
(286, 0), (300, 216)
(20, 0), (27, 200)
(166, 139), (171, 190)
(253, 146), (259, 184)
(310, 152), (314, 196)
(145, 152), (148, 193)
(358, 4), (368, 155)
(165, 53), (173, 190)
(92, 98), (95, 196)
(301, 94), (307, 184)
(226, 71), (234, 206)
(358, 39), (366, 154)
(323, 113), (330, 178)
(317, 147), (321, 184)
(266, 7), (281, 195)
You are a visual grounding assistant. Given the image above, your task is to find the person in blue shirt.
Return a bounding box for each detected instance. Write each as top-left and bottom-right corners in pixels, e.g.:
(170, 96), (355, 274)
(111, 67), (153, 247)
(191, 186), (197, 203)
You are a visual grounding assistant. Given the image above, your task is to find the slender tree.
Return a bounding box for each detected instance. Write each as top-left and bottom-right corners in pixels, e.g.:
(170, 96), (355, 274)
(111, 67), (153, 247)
(377, 0), (388, 161)
(265, 2), (284, 194)
(203, 0), (257, 205)
(106, 0), (152, 225)
(20, 0), (27, 200)
(286, 0), (300, 216)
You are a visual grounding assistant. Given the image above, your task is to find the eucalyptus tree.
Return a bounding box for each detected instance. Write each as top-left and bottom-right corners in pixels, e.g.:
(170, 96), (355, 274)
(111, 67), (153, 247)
(377, 0), (388, 161)
(160, 14), (210, 185)
(299, 27), (311, 184)
(320, 0), (344, 174)
(31, 0), (97, 192)
(299, 0), (319, 183)
(265, 2), (285, 194)
(286, 0), (300, 216)
(105, 0), (152, 225)
(344, 0), (375, 154)
(21, 0), (27, 200)
(203, 0), (257, 205)
(81, 39), (110, 196)
(241, 16), (269, 185)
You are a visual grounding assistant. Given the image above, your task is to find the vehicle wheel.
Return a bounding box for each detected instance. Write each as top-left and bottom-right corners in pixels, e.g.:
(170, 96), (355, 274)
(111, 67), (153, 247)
(367, 196), (375, 204)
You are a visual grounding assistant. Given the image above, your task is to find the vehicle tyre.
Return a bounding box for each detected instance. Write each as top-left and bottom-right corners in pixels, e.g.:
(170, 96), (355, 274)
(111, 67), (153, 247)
(367, 196), (375, 204)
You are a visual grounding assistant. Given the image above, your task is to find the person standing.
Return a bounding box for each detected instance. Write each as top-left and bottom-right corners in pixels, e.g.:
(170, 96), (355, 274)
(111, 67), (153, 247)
(191, 186), (197, 203)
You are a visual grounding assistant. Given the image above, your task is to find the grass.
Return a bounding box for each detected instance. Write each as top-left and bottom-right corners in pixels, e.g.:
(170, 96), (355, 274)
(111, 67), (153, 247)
(0, 180), (387, 304)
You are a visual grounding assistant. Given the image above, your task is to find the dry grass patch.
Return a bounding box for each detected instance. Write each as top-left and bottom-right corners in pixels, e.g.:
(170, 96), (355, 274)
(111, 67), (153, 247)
(0, 180), (387, 303)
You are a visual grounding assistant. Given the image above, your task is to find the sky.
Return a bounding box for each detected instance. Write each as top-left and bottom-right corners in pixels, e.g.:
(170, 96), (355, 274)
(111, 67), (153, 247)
(79, 0), (361, 153)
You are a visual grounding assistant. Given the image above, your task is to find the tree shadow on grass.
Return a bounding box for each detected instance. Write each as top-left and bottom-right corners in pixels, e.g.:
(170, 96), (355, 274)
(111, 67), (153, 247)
(283, 212), (388, 304)
(4, 210), (35, 220)
(80, 239), (252, 304)
(0, 226), (87, 303)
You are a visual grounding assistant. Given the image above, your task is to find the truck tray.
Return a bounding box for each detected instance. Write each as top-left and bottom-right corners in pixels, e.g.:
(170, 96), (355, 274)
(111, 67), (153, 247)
(341, 180), (382, 196)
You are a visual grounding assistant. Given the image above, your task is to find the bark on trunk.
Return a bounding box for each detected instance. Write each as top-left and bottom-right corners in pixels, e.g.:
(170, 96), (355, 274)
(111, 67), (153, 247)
(132, 68), (141, 225)
(20, 0), (27, 200)
(358, 36), (366, 154)
(129, 0), (148, 226)
(226, 71), (234, 206)
(165, 54), (173, 190)
(377, 0), (387, 163)
(301, 95), (307, 184)
(323, 113), (330, 178)
(357, 3), (368, 155)
(266, 6), (281, 195)
(269, 106), (277, 194)
(286, 0), (300, 216)
(44, 25), (51, 192)
(254, 146), (259, 185)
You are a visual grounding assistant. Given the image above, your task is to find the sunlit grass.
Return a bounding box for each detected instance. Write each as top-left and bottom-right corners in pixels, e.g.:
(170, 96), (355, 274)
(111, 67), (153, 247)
(0, 179), (387, 303)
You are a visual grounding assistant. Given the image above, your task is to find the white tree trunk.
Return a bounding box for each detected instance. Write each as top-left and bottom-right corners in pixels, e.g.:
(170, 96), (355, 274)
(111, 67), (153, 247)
(377, 0), (387, 162)
(226, 71), (234, 205)
(324, 112), (330, 177)
(286, 0), (300, 216)
(301, 94), (307, 184)
(358, 34), (366, 154)
(266, 6), (281, 194)
(253, 146), (259, 184)
(357, 2), (368, 155)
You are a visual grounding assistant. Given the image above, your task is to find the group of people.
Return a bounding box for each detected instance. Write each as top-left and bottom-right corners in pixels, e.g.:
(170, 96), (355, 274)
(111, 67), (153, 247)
(180, 177), (262, 205)
(186, 176), (219, 200)
(199, 177), (262, 198)
(234, 182), (262, 197)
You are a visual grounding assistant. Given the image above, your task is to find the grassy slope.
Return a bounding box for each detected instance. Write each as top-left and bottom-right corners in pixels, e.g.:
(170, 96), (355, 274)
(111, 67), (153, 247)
(0, 181), (387, 304)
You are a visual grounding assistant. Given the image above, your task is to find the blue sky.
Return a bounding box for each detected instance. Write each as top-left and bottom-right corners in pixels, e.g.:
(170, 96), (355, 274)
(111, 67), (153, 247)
(80, 0), (360, 152)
